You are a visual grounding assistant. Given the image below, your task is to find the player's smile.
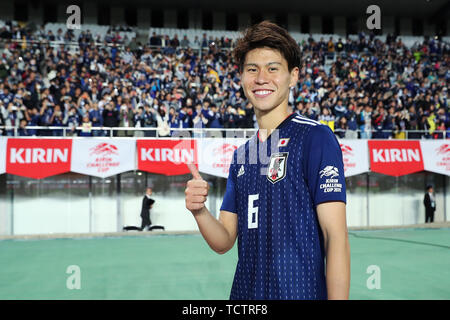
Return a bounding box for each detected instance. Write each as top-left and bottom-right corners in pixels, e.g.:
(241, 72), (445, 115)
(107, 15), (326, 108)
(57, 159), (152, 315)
(252, 89), (275, 99)
(241, 47), (296, 114)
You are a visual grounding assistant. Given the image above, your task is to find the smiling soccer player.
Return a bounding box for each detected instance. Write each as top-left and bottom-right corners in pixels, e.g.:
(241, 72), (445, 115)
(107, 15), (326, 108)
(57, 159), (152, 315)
(185, 21), (350, 300)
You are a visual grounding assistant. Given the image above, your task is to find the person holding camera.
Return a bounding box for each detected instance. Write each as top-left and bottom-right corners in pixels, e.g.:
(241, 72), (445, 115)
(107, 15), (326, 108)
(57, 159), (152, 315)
(102, 102), (119, 136)
(1, 102), (24, 136)
(89, 102), (103, 136)
(168, 106), (181, 135)
(118, 100), (135, 137)
(143, 104), (157, 137)
(49, 104), (65, 136)
(64, 105), (81, 136)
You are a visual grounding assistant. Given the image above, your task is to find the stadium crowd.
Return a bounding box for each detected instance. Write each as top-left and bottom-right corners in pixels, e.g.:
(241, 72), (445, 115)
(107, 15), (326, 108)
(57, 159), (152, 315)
(0, 20), (448, 139)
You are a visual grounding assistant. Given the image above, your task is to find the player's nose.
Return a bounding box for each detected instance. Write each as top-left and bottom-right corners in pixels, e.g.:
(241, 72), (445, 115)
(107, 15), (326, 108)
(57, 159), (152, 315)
(254, 69), (270, 84)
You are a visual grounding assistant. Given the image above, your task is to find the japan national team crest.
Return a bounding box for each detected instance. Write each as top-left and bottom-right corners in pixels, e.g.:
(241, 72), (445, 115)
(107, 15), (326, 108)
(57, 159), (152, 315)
(267, 152), (289, 184)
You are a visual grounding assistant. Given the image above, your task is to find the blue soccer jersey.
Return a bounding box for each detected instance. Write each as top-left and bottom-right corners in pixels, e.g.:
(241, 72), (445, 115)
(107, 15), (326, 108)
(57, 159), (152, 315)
(220, 112), (346, 300)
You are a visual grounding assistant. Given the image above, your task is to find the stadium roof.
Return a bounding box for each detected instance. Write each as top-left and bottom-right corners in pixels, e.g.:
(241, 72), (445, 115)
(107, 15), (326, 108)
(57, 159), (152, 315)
(81, 0), (449, 19)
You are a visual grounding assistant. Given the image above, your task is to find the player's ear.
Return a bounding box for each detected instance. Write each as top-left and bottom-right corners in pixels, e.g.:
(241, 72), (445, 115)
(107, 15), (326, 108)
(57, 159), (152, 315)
(289, 67), (299, 88)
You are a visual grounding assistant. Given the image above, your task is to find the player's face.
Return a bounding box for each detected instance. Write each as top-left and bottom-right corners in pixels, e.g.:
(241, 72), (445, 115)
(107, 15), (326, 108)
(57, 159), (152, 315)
(241, 47), (298, 114)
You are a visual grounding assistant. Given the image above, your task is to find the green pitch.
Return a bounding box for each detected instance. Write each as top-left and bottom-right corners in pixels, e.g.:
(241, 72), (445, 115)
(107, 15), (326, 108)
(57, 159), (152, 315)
(0, 228), (449, 300)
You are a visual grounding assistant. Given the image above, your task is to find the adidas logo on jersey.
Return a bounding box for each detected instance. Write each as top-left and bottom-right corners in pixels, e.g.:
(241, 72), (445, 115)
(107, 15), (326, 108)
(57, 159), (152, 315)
(237, 165), (245, 177)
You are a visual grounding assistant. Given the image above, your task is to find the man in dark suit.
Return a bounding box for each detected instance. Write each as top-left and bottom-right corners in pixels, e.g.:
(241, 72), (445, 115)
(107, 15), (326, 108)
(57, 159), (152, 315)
(141, 187), (155, 231)
(423, 185), (436, 223)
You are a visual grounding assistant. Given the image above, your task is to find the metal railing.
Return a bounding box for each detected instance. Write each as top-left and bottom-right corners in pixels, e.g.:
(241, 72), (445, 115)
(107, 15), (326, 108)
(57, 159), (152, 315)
(0, 38), (233, 54)
(0, 125), (448, 139)
(0, 125), (257, 138)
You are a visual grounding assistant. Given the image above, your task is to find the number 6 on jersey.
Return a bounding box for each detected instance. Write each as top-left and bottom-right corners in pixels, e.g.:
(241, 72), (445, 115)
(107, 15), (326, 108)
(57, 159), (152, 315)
(248, 194), (259, 229)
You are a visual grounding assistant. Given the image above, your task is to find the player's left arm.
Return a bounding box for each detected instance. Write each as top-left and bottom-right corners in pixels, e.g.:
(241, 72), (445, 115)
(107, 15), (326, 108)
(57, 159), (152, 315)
(317, 201), (350, 300)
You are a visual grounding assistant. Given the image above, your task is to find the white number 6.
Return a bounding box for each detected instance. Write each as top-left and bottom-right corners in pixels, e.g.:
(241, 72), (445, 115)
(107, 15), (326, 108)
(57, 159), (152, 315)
(248, 194), (259, 229)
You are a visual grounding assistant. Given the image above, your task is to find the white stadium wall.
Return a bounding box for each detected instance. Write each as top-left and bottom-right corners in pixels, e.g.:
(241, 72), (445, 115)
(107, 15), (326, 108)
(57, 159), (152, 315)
(0, 172), (449, 236)
(9, 194), (201, 235)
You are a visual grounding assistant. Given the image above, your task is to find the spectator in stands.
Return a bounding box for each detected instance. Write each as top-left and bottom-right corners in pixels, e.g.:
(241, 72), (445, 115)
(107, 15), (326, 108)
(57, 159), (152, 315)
(133, 106), (145, 137)
(121, 47), (134, 65)
(344, 104), (358, 138)
(79, 115), (93, 137)
(235, 105), (246, 128)
(407, 105), (420, 139)
(89, 102), (103, 136)
(192, 103), (206, 137)
(1, 102), (23, 136)
(371, 105), (386, 139)
(319, 107), (335, 132)
(222, 105), (237, 129)
(433, 119), (446, 139)
(118, 100), (134, 137)
(102, 102), (119, 136)
(206, 104), (223, 129)
(201, 33), (208, 48)
(358, 105), (373, 139)
(168, 106), (182, 136)
(193, 35), (201, 49)
(394, 108), (408, 139)
(17, 119), (30, 136)
(327, 37), (335, 58)
(334, 116), (348, 139)
(49, 104), (65, 136)
(170, 34), (180, 48)
(180, 35), (190, 48)
(64, 106), (80, 136)
(178, 104), (192, 129)
(156, 105), (170, 137)
(419, 114), (431, 139)
(334, 99), (347, 120)
(26, 107), (40, 136)
(426, 109), (437, 136)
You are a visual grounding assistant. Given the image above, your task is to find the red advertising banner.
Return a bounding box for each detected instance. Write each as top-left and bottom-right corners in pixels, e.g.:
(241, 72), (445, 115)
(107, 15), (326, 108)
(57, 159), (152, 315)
(368, 140), (424, 177)
(6, 139), (72, 179)
(137, 139), (198, 175)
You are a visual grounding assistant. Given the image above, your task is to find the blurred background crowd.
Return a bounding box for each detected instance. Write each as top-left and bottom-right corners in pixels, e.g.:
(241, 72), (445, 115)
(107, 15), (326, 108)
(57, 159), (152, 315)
(0, 20), (448, 139)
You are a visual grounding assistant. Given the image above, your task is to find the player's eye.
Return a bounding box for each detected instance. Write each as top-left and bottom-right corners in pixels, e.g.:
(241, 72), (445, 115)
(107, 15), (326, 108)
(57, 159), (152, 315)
(269, 67), (278, 72)
(246, 68), (257, 72)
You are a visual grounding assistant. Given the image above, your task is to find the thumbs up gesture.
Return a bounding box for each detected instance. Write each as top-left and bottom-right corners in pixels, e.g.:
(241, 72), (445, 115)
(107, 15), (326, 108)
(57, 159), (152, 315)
(185, 163), (209, 214)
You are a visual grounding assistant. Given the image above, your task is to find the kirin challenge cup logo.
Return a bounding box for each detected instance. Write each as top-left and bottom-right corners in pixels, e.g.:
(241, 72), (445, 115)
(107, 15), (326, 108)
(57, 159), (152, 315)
(89, 143), (119, 156)
(87, 143), (120, 173)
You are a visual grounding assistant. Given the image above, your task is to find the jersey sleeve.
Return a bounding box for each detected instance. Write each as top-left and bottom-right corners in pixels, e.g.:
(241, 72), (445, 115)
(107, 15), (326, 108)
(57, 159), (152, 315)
(220, 150), (237, 214)
(303, 124), (346, 207)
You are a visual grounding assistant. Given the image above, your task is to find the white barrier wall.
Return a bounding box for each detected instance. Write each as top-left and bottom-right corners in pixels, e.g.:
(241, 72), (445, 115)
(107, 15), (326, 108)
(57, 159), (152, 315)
(9, 195), (202, 235)
(0, 172), (448, 236)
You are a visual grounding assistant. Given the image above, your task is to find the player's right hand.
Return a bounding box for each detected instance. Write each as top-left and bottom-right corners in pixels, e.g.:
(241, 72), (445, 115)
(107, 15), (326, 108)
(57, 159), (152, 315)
(185, 163), (209, 215)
